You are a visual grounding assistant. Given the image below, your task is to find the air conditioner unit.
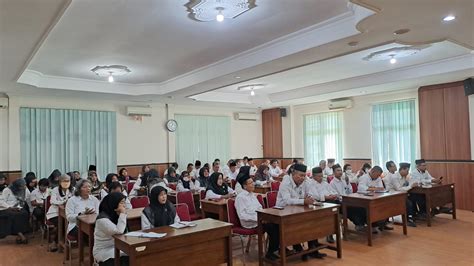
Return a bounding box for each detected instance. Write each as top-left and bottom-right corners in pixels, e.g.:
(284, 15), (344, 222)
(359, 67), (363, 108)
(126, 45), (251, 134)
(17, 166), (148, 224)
(328, 98), (352, 110)
(0, 98), (8, 109)
(126, 106), (152, 117)
(234, 112), (258, 121)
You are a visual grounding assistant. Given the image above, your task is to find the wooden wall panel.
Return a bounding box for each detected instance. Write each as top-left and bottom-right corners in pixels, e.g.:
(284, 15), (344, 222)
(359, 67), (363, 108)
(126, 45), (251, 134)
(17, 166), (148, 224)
(262, 108), (283, 158)
(343, 159), (372, 173)
(117, 163), (170, 178)
(0, 171), (22, 184)
(423, 163), (447, 181)
(446, 163), (472, 211)
(443, 84), (471, 160)
(419, 87), (446, 160)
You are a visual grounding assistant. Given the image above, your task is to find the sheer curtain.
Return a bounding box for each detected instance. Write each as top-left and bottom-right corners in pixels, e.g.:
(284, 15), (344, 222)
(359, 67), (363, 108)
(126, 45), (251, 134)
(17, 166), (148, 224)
(20, 107), (117, 179)
(175, 114), (230, 167)
(304, 111), (343, 168)
(371, 99), (416, 168)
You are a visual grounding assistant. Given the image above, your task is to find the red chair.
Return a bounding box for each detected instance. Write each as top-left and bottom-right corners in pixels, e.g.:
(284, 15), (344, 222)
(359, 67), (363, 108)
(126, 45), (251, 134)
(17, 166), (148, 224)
(130, 196), (149, 208)
(175, 203), (191, 222)
(270, 181), (280, 191)
(127, 181), (135, 194)
(266, 191), (278, 208)
(327, 175), (334, 183)
(256, 194), (266, 208)
(227, 198), (258, 264)
(200, 190), (206, 200)
(351, 183), (358, 193)
(177, 191), (200, 221)
(43, 196), (55, 250)
(231, 179), (237, 190)
(168, 183), (177, 191)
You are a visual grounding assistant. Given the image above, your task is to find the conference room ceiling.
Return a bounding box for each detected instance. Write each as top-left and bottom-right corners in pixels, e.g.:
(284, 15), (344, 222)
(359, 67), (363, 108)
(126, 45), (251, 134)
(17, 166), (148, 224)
(1, 0), (473, 108)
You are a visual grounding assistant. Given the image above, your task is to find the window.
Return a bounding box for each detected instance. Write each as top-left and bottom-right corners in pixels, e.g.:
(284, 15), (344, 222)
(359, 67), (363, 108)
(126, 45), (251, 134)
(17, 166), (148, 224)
(371, 99), (416, 168)
(304, 111), (343, 167)
(175, 114), (230, 168)
(20, 107), (117, 178)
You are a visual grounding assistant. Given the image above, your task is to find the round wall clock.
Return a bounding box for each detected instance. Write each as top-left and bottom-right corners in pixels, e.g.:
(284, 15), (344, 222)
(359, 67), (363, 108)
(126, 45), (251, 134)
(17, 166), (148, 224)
(166, 119), (178, 132)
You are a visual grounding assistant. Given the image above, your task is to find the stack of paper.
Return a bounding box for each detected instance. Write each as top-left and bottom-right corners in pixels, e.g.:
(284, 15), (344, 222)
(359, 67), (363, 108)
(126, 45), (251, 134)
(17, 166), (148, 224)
(170, 221), (197, 229)
(125, 231), (167, 238)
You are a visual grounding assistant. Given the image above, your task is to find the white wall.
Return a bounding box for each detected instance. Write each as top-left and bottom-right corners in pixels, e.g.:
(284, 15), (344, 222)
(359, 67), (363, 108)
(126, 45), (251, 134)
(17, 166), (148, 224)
(469, 95), (474, 160)
(288, 89), (419, 165)
(0, 95), (262, 171)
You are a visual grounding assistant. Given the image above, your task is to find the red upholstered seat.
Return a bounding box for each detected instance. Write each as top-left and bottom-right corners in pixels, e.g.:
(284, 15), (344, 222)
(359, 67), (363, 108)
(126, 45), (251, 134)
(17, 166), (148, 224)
(177, 191), (201, 221)
(130, 196), (149, 208)
(175, 203), (191, 222)
(266, 191), (278, 208)
(271, 181), (280, 191)
(351, 183), (358, 193)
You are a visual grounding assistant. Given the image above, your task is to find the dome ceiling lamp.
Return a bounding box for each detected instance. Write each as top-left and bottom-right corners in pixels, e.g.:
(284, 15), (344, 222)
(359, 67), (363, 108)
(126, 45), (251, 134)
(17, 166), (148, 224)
(363, 45), (430, 65)
(185, 0), (257, 22)
(91, 65), (131, 83)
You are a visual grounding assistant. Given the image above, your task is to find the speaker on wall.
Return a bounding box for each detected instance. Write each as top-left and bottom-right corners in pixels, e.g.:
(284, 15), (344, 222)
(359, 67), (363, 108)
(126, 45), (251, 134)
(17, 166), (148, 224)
(464, 77), (474, 96)
(280, 108), (287, 117)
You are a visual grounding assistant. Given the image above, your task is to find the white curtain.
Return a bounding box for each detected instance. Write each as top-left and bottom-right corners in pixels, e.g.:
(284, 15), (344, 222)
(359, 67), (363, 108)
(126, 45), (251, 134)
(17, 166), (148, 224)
(175, 114), (230, 168)
(371, 100), (416, 168)
(303, 111), (343, 168)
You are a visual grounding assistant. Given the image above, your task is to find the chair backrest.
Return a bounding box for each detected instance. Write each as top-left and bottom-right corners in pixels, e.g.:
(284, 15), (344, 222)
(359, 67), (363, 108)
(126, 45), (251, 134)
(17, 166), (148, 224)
(168, 183), (177, 191)
(266, 191), (278, 208)
(175, 203), (191, 222)
(327, 176), (334, 183)
(256, 194), (265, 208)
(231, 179), (237, 190)
(130, 196), (150, 209)
(351, 183), (358, 193)
(44, 195), (52, 223)
(271, 181), (280, 191)
(226, 198), (242, 228)
(127, 182), (135, 194)
(176, 191), (196, 215)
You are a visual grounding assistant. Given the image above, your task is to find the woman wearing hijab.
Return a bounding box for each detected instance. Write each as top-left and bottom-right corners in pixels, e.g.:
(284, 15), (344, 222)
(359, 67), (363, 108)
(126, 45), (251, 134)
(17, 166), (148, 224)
(0, 178), (31, 243)
(205, 172), (235, 200)
(164, 167), (179, 184)
(254, 164), (270, 182)
(197, 167), (210, 190)
(106, 182), (132, 209)
(88, 171), (102, 195)
(177, 171), (199, 192)
(100, 173), (119, 199)
(118, 168), (130, 182)
(234, 166), (250, 195)
(141, 186), (179, 230)
(93, 192), (129, 266)
(48, 169), (62, 188)
(24, 172), (37, 192)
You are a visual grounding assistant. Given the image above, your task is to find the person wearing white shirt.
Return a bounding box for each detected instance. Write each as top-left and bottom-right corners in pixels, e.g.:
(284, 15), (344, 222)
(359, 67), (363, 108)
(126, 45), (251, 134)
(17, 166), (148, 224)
(226, 161), (239, 181)
(177, 171), (200, 192)
(101, 182), (132, 210)
(209, 159), (222, 175)
(234, 172), (279, 261)
(30, 178), (50, 225)
(193, 160), (202, 179)
(0, 178), (30, 244)
(269, 160), (285, 182)
(185, 163), (196, 179)
(65, 179), (100, 237)
(205, 172), (235, 200)
(164, 163), (181, 176)
(382, 161), (398, 185)
(323, 159), (335, 177)
(410, 159), (441, 185)
(385, 163), (417, 227)
(141, 186), (180, 230)
(342, 164), (358, 184)
(248, 158), (258, 176)
(276, 163), (326, 260)
(93, 192), (129, 265)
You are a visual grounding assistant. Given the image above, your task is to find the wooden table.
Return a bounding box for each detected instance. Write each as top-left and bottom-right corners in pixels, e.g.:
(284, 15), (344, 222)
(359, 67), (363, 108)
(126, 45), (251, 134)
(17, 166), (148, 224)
(113, 218), (233, 266)
(257, 204), (341, 266)
(254, 184), (271, 195)
(409, 183), (456, 226)
(342, 191), (408, 246)
(77, 208), (143, 266)
(168, 191), (202, 213)
(201, 199), (228, 222)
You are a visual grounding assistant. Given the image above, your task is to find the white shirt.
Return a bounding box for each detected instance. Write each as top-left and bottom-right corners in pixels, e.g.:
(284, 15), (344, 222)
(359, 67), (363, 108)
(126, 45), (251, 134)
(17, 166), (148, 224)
(177, 179), (200, 192)
(344, 172), (358, 183)
(141, 211), (180, 230)
(164, 168), (181, 176)
(46, 187), (73, 220)
(193, 167), (201, 179)
(410, 169), (434, 184)
(275, 175), (308, 207)
(100, 189), (132, 209)
(323, 167), (333, 177)
(205, 187), (235, 200)
(93, 213), (127, 262)
(330, 177), (353, 196)
(306, 179), (337, 202)
(0, 187), (30, 211)
(235, 190), (262, 229)
(357, 174), (384, 192)
(226, 169), (239, 181)
(234, 182), (244, 195)
(30, 188), (49, 206)
(249, 166), (258, 176)
(385, 172), (412, 192)
(269, 166), (283, 180)
(65, 195), (100, 233)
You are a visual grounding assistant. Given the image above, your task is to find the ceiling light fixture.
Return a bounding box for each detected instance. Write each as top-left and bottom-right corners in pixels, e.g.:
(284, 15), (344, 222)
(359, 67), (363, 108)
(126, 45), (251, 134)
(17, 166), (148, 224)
(234, 76), (241, 79)
(390, 56), (397, 64)
(363, 45), (429, 62)
(443, 15), (456, 22)
(91, 65), (131, 82)
(185, 0), (256, 22)
(250, 89), (255, 96)
(393, 28), (410, 35)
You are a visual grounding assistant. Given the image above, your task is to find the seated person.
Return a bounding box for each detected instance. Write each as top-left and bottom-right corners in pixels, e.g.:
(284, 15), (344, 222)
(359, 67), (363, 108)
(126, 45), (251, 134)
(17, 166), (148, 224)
(164, 163), (181, 176)
(65, 179), (100, 238)
(342, 164), (357, 183)
(103, 182), (132, 209)
(205, 173), (235, 200)
(276, 164), (326, 261)
(356, 163), (372, 178)
(330, 164), (353, 199)
(226, 161), (239, 181)
(30, 178), (50, 225)
(0, 178), (30, 244)
(323, 159), (335, 177)
(100, 173), (120, 199)
(269, 160), (285, 182)
(411, 159), (442, 185)
(24, 172), (37, 193)
(46, 174), (74, 251)
(177, 171), (200, 192)
(93, 192), (129, 266)
(254, 165), (270, 183)
(197, 167), (210, 190)
(164, 167), (179, 184)
(383, 161), (398, 180)
(385, 163), (417, 227)
(235, 172), (279, 261)
(88, 171), (102, 195)
(118, 168), (130, 183)
(234, 166), (251, 194)
(248, 158), (258, 176)
(141, 186), (179, 230)
(0, 173), (7, 194)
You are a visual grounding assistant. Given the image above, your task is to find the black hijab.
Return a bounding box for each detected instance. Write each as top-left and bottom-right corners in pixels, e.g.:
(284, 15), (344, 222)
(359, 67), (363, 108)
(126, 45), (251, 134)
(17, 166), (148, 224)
(207, 172), (228, 195)
(236, 166), (251, 186)
(148, 186), (176, 227)
(48, 169), (61, 188)
(180, 171), (191, 190)
(165, 167), (179, 183)
(105, 173), (118, 188)
(198, 167), (209, 188)
(24, 172), (37, 192)
(97, 192), (126, 225)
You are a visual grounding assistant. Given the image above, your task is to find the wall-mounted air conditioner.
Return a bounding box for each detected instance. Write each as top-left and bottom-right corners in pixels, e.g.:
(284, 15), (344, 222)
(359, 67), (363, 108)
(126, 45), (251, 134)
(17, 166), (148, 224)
(328, 98), (353, 110)
(126, 106), (152, 117)
(234, 112), (258, 121)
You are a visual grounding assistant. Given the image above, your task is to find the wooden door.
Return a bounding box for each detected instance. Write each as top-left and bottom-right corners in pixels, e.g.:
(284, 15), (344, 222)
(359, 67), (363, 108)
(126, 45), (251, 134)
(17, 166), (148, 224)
(262, 108), (283, 158)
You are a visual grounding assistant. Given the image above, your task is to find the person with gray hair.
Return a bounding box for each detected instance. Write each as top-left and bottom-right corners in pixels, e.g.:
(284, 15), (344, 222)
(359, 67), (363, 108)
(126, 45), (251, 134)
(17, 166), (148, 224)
(65, 179), (99, 238)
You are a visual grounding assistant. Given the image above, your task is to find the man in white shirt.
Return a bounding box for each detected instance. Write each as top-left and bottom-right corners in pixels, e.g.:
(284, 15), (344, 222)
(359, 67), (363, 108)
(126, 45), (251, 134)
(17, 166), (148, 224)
(276, 164), (327, 261)
(410, 159), (441, 185)
(235, 173), (279, 261)
(323, 159), (335, 177)
(226, 161), (239, 181)
(383, 161), (398, 183)
(248, 158), (258, 176)
(385, 163), (417, 227)
(269, 160), (285, 182)
(330, 165), (353, 199)
(193, 160), (202, 179)
(242, 156), (249, 166)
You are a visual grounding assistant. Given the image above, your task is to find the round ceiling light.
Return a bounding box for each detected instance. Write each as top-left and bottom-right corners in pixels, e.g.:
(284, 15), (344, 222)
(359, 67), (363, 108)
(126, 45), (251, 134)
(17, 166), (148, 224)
(91, 65), (131, 82)
(393, 28), (410, 35)
(363, 45), (429, 62)
(237, 84), (265, 91)
(443, 15), (456, 22)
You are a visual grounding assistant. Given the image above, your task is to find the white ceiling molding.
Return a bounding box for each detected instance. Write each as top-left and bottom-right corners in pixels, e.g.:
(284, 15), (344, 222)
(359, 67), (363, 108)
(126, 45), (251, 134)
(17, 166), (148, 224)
(269, 54), (474, 102)
(18, 3), (374, 96)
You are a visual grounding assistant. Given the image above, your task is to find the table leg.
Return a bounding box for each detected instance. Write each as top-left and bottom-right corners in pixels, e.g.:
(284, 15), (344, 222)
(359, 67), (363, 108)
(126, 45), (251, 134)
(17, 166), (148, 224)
(279, 221), (286, 266)
(366, 207), (372, 247)
(88, 226), (94, 266)
(451, 185), (457, 220)
(258, 218), (264, 266)
(426, 193), (432, 227)
(114, 247), (120, 266)
(342, 204), (348, 241)
(219, 209), (225, 221)
(402, 213), (408, 235)
(228, 234), (233, 266)
(79, 223), (84, 265)
(335, 213), (342, 258)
